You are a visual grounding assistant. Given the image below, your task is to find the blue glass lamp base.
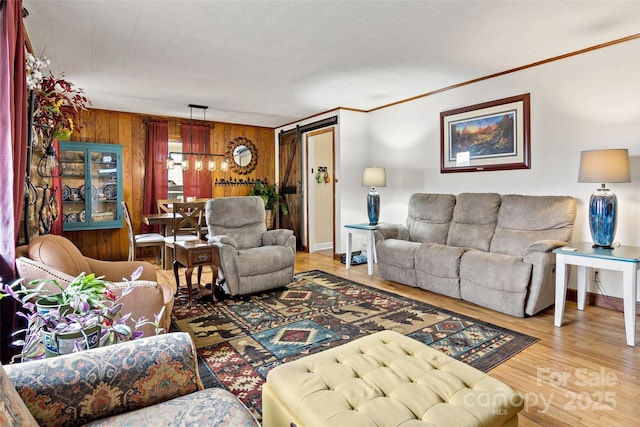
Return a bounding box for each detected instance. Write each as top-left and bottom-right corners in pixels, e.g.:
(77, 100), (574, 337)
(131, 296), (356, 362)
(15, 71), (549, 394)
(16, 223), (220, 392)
(589, 188), (617, 249)
(367, 191), (380, 225)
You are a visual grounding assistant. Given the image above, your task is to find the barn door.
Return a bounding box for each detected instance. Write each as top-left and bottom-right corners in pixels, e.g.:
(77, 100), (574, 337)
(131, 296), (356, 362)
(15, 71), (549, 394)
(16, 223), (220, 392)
(278, 128), (303, 250)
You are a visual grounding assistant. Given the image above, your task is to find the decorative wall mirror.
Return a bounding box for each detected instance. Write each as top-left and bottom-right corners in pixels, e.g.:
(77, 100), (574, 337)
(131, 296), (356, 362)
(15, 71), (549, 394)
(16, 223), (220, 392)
(226, 137), (258, 174)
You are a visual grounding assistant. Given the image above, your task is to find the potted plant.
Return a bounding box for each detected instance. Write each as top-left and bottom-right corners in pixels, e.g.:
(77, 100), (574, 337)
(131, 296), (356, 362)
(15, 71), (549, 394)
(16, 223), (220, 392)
(249, 180), (288, 229)
(0, 267), (164, 361)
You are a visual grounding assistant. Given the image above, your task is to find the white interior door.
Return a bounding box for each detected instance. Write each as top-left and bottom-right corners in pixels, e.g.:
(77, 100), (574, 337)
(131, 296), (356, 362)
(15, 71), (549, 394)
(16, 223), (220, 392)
(306, 129), (335, 254)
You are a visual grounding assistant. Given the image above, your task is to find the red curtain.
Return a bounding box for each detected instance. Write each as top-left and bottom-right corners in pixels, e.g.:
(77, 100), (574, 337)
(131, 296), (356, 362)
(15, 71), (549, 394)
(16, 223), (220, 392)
(0, 0), (27, 362)
(142, 120), (168, 233)
(180, 124), (212, 200)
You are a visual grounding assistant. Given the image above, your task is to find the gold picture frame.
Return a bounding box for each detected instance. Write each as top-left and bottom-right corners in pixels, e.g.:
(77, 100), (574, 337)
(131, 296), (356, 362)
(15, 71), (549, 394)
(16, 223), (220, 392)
(440, 93), (530, 173)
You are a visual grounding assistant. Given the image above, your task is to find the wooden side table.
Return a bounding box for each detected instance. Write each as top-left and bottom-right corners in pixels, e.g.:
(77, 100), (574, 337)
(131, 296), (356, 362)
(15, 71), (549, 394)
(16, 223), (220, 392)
(173, 240), (218, 306)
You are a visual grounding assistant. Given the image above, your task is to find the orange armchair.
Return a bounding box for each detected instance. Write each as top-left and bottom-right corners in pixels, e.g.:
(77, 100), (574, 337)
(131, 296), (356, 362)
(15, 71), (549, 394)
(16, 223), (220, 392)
(15, 235), (175, 335)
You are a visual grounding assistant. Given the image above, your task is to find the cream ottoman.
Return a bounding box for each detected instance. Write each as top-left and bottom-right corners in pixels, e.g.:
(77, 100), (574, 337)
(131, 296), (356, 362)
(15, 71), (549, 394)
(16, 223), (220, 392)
(262, 330), (523, 427)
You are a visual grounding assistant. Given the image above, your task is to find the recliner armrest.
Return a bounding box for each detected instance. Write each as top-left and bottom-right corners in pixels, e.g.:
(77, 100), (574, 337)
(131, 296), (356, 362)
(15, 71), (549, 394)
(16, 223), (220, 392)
(262, 228), (294, 247)
(208, 234), (239, 250)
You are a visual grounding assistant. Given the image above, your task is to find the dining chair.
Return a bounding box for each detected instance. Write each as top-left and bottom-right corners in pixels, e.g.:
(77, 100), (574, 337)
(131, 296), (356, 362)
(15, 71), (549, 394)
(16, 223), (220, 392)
(164, 201), (207, 285)
(156, 199), (179, 214)
(194, 197), (211, 239)
(121, 200), (165, 265)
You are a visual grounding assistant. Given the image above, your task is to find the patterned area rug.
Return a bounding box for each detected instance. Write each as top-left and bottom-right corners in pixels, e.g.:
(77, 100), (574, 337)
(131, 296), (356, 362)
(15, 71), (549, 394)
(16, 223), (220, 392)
(171, 270), (538, 420)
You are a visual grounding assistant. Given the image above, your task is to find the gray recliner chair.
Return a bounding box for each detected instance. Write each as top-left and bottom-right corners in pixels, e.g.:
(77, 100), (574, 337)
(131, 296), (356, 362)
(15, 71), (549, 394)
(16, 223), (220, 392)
(205, 196), (296, 296)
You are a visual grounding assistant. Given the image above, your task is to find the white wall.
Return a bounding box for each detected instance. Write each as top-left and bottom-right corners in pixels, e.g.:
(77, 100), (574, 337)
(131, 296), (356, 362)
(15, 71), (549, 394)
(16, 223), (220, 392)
(281, 38), (640, 300)
(367, 38), (640, 300)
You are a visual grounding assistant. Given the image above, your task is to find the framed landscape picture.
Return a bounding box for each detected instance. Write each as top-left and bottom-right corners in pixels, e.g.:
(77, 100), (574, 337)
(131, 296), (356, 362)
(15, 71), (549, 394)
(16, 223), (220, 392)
(440, 93), (530, 173)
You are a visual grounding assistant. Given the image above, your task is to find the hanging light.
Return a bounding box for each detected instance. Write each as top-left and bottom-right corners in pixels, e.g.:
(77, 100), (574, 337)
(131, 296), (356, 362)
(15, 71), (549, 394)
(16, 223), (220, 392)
(220, 158), (229, 172)
(165, 104), (224, 171)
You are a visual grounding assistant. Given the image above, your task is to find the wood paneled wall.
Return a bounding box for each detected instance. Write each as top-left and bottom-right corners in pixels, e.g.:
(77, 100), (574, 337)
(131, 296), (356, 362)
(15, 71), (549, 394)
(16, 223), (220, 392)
(62, 108), (275, 260)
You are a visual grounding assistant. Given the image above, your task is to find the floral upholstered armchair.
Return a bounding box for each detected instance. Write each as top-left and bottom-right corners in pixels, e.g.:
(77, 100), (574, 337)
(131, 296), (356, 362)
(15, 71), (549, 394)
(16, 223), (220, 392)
(0, 332), (259, 426)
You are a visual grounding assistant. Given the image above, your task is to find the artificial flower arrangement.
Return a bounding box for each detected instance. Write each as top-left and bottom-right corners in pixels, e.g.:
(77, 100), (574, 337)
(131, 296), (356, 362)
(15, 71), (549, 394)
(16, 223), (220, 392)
(26, 51), (90, 143)
(0, 266), (164, 362)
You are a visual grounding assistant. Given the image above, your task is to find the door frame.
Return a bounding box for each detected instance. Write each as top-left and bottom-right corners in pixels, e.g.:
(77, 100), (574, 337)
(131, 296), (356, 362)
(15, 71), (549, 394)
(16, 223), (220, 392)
(305, 128), (335, 255)
(276, 116), (338, 253)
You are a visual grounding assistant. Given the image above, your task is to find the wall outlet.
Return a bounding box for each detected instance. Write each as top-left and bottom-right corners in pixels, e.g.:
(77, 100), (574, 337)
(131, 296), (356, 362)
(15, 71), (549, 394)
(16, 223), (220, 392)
(593, 270), (599, 282)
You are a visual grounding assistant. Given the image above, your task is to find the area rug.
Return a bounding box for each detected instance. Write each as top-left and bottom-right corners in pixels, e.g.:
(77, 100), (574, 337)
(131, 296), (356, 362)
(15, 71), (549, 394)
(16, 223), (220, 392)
(171, 270), (538, 420)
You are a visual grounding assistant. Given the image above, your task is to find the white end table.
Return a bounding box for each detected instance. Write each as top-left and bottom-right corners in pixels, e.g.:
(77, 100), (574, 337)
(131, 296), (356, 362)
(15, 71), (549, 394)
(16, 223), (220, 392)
(344, 223), (378, 275)
(553, 242), (639, 346)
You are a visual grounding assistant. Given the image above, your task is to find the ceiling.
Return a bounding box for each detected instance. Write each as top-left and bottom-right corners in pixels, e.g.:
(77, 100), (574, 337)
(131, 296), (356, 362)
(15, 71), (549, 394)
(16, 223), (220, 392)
(22, 0), (640, 128)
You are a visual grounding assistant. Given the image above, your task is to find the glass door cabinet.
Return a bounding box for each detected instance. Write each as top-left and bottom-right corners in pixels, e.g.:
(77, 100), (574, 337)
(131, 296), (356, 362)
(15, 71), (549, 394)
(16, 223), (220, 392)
(60, 142), (123, 231)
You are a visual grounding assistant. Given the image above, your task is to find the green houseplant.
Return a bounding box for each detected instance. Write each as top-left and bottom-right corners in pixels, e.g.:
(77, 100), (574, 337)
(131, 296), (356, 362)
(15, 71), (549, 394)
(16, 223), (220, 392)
(1, 267), (163, 361)
(249, 181), (288, 229)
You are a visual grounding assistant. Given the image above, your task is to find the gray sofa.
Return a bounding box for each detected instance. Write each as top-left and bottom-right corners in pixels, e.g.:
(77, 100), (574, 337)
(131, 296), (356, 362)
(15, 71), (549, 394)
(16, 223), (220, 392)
(374, 193), (577, 317)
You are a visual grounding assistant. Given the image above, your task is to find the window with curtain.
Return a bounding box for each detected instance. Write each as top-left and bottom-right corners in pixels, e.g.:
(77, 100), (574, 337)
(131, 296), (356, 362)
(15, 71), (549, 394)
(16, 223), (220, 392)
(180, 124), (212, 200)
(167, 140), (183, 201)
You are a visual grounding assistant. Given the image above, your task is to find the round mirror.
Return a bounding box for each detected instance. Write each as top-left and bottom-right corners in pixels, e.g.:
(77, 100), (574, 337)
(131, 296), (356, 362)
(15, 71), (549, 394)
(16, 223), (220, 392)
(226, 137), (258, 174)
(233, 145), (252, 167)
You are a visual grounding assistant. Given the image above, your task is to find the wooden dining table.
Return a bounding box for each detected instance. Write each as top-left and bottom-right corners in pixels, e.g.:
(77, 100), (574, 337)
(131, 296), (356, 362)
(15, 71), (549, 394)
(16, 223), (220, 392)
(142, 212), (175, 237)
(143, 207), (209, 270)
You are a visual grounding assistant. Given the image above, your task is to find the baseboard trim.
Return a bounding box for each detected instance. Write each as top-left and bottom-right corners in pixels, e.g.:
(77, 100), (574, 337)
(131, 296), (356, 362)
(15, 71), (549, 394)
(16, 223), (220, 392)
(565, 289), (640, 313)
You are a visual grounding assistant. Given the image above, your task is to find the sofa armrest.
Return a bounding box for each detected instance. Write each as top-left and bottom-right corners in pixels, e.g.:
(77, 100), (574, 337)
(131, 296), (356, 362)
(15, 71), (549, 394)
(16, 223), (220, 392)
(262, 228), (294, 247)
(524, 239), (569, 257)
(85, 258), (157, 282)
(374, 223), (409, 242)
(4, 333), (202, 426)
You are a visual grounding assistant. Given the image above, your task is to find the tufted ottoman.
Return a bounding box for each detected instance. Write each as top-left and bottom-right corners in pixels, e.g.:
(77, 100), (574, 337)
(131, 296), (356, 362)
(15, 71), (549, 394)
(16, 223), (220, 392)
(262, 330), (523, 427)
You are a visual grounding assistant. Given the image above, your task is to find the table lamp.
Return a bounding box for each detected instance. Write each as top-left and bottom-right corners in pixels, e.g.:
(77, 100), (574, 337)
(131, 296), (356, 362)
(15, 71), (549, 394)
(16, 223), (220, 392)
(578, 148), (630, 248)
(362, 167), (386, 225)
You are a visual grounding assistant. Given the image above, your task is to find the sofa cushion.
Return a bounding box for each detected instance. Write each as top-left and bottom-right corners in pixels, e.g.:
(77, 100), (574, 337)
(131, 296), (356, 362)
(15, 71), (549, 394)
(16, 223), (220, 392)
(84, 388), (259, 427)
(459, 251), (532, 317)
(6, 333), (202, 426)
(447, 193), (500, 251)
(406, 193), (456, 244)
(490, 195), (576, 256)
(415, 243), (466, 298)
(27, 235), (92, 278)
(0, 363), (39, 427)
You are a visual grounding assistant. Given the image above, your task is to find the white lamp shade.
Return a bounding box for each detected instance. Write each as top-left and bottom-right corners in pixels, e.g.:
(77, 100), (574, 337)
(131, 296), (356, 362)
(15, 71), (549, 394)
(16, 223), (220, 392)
(578, 149), (630, 184)
(362, 167), (386, 188)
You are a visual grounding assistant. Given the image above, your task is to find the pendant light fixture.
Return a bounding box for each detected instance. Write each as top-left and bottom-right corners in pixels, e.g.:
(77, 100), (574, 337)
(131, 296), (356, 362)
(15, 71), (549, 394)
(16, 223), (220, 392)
(166, 104), (224, 170)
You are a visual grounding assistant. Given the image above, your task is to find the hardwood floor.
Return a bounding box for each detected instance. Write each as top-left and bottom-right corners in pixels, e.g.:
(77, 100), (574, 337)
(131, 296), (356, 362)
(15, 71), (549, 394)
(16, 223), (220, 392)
(157, 252), (639, 427)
